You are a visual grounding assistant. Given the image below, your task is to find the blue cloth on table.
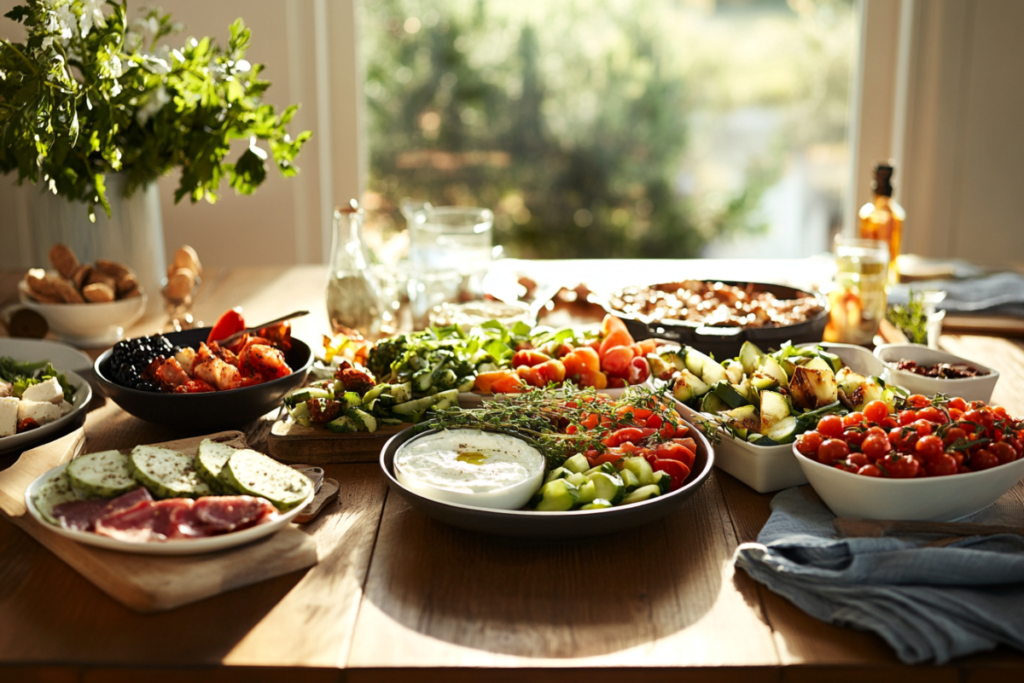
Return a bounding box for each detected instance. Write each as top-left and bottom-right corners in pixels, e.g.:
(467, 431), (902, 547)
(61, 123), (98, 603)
(733, 487), (1024, 664)
(889, 271), (1024, 317)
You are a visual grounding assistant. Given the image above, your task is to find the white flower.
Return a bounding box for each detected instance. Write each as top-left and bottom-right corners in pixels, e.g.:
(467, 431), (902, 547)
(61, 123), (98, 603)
(54, 5), (76, 45)
(78, 0), (107, 37)
(136, 85), (170, 124)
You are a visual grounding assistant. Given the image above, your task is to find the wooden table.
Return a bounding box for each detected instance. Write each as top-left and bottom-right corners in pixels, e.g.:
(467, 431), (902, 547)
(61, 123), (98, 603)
(2, 263), (1023, 683)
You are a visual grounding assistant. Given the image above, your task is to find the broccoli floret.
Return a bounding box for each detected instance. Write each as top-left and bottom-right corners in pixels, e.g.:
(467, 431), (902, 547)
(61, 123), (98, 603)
(367, 336), (407, 381)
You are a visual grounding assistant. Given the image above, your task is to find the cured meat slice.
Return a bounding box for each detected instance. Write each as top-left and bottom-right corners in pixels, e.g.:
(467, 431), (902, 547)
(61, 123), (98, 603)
(94, 498), (194, 542)
(193, 495), (277, 532)
(53, 487), (153, 532)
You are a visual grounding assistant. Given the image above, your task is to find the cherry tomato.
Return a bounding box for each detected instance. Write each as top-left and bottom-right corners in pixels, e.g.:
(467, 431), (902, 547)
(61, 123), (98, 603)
(208, 307), (245, 344)
(942, 427), (967, 447)
(863, 400), (889, 424)
(881, 453), (920, 478)
(842, 428), (866, 448)
(796, 431), (824, 456)
(834, 461), (858, 473)
(914, 435), (944, 462)
(880, 417), (899, 430)
(861, 434), (891, 461)
(818, 415), (844, 439)
(864, 426), (887, 439)
(842, 412), (866, 428)
(947, 397), (968, 412)
(846, 453), (869, 469)
(906, 394), (930, 409)
(898, 410), (918, 426)
(926, 453), (958, 476)
(911, 419), (934, 437)
(888, 427), (905, 448)
(971, 448), (999, 470)
(917, 406), (946, 424)
(993, 406), (1009, 420)
(818, 438), (850, 464)
(857, 464), (882, 477)
(991, 442), (1019, 465)
(948, 408), (965, 422)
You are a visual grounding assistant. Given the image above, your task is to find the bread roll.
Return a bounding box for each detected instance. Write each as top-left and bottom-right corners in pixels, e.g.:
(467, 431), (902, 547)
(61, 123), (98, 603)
(48, 244), (79, 279)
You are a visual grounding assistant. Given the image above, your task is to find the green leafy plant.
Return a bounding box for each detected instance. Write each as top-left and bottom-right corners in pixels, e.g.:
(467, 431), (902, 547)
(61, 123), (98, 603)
(0, 0), (311, 219)
(887, 290), (928, 344)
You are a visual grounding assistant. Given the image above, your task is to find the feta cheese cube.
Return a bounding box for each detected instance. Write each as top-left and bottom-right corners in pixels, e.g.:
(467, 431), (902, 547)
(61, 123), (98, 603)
(0, 397), (18, 437)
(17, 400), (63, 426)
(59, 400), (74, 415)
(21, 377), (64, 404)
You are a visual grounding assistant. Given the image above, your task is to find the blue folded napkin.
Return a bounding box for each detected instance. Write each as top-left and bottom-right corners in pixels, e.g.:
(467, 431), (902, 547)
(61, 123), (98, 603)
(734, 487), (1024, 664)
(889, 271), (1024, 316)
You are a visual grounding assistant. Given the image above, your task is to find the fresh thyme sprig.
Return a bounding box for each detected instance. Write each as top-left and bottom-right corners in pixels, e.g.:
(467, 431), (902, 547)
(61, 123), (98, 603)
(424, 383), (680, 468)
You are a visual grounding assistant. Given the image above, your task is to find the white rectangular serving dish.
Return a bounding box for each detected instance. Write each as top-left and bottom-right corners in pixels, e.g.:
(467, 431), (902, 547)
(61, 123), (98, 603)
(674, 342), (888, 494)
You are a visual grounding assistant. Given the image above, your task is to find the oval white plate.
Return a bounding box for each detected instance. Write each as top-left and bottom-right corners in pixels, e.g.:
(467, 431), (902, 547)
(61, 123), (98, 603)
(24, 463), (314, 556)
(0, 338), (94, 453)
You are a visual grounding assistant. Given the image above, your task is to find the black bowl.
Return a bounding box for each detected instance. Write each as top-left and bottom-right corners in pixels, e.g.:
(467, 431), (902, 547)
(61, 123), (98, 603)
(380, 421), (714, 540)
(94, 327), (312, 432)
(604, 280), (830, 359)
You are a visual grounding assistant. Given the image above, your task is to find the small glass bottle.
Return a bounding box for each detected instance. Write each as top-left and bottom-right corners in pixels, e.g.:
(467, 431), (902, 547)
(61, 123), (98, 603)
(325, 200), (386, 339)
(858, 162), (905, 283)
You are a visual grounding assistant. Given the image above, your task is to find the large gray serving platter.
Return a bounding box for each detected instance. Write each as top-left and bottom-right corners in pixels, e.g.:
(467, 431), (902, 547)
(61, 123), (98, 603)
(380, 422), (715, 540)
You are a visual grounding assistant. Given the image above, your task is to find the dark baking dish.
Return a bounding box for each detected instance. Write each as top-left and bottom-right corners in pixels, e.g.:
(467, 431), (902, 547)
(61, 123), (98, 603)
(603, 280), (830, 359)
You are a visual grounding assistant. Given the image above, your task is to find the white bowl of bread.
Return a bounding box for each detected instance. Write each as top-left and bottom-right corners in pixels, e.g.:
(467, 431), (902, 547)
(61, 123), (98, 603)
(18, 244), (147, 347)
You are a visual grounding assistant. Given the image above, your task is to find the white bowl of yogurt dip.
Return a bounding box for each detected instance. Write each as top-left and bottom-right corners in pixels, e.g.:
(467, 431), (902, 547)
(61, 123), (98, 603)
(394, 429), (546, 510)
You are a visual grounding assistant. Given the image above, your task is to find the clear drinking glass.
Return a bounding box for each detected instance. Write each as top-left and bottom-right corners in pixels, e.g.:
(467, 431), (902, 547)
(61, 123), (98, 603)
(824, 236), (889, 345)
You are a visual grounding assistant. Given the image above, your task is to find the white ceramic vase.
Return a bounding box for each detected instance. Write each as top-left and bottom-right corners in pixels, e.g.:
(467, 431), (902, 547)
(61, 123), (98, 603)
(31, 174), (165, 317)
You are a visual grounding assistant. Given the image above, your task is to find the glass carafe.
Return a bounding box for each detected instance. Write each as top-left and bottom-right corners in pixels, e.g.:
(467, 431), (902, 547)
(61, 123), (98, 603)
(325, 200), (386, 339)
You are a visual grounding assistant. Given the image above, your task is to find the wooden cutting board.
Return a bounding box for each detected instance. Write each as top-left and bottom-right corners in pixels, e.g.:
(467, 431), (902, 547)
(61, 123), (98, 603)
(268, 416), (407, 463)
(0, 429), (318, 613)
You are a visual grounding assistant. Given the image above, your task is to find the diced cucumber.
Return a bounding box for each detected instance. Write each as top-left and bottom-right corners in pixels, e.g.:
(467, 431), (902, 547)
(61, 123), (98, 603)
(350, 408), (378, 433)
(221, 449), (314, 511)
(620, 468), (640, 491)
(412, 369), (433, 393)
(457, 376), (477, 393)
(391, 382), (413, 403)
(545, 467), (570, 483)
(700, 391), (730, 415)
(621, 484), (661, 505)
(341, 391), (362, 409)
(392, 393), (443, 416)
(684, 347), (710, 376)
(817, 350), (843, 374)
(765, 415), (799, 444)
(196, 439), (241, 494)
(566, 471), (586, 487)
(129, 446), (211, 499)
(759, 390), (791, 433)
(67, 450), (138, 499)
(327, 414), (362, 433)
(362, 384), (389, 402)
(721, 404), (760, 433)
(576, 479), (597, 504)
(434, 368), (458, 390)
(711, 381), (749, 409)
(564, 453), (590, 474)
(747, 433), (779, 446)
(750, 372), (779, 391)
(587, 471), (625, 504)
(34, 471), (78, 525)
(289, 401), (312, 427)
(673, 369), (711, 403)
(653, 470), (672, 494)
(700, 357), (728, 386)
(739, 341), (766, 375)
(285, 387), (333, 406)
(759, 355), (789, 388)
(580, 499), (613, 510)
(621, 456), (655, 486)
(534, 478), (579, 511)
(660, 348), (687, 372)
(476, 362), (499, 374)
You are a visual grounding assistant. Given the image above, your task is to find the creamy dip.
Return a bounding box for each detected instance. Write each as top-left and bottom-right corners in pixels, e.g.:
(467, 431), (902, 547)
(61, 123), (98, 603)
(394, 429), (546, 509)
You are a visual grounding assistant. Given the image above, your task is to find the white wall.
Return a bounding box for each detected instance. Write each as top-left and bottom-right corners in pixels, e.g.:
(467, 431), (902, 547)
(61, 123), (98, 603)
(0, 0), (362, 270)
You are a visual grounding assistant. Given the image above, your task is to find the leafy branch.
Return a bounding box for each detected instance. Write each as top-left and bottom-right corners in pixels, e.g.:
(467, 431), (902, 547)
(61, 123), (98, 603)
(0, 1), (310, 220)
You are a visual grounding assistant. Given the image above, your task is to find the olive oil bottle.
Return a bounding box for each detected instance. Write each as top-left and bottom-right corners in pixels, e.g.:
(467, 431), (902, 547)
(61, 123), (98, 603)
(858, 162), (905, 283)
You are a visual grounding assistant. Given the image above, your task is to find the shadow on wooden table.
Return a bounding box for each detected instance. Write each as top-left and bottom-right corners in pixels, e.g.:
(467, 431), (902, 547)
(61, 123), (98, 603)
(358, 478), (736, 660)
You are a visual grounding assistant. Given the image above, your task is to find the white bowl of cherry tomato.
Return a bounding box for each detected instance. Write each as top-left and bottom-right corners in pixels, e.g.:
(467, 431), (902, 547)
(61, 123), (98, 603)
(791, 395), (1024, 521)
